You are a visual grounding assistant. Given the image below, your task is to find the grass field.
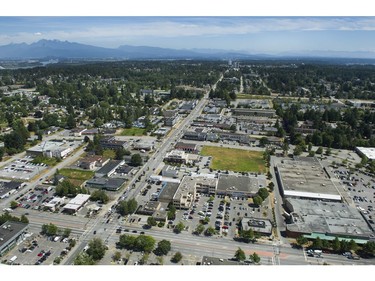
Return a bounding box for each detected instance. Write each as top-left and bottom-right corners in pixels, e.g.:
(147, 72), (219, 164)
(31, 156), (59, 167)
(59, 168), (94, 181)
(119, 128), (146, 136)
(103, 149), (116, 159)
(200, 146), (266, 173)
(236, 94), (273, 100)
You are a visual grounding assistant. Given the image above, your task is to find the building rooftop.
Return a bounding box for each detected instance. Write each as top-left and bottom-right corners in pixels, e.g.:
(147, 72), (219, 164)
(241, 217), (273, 234)
(217, 175), (266, 194)
(96, 160), (124, 176)
(356, 147), (375, 160)
(0, 221), (28, 249)
(158, 182), (180, 202)
(285, 198), (374, 239)
(276, 157), (341, 201)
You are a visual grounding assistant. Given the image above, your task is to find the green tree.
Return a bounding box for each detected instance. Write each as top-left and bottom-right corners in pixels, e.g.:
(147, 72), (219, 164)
(249, 252), (261, 264)
(63, 228), (72, 238)
(115, 148), (127, 160)
(234, 248), (246, 261)
(362, 241), (375, 257)
(253, 195), (263, 207)
(20, 215), (29, 224)
(90, 190), (109, 204)
(118, 234), (136, 250)
(332, 237), (341, 252)
(66, 114), (76, 129)
(293, 145), (303, 156)
(171, 252), (183, 263)
(167, 205), (176, 220)
(117, 199), (138, 216)
(41, 223), (58, 236)
(113, 251), (122, 262)
(312, 237), (323, 249)
(296, 236), (308, 247)
(147, 216), (157, 227)
(316, 146), (323, 155)
(133, 235), (156, 253)
(194, 224), (205, 235)
(258, 188), (269, 200)
(204, 226), (216, 236)
(349, 239), (358, 252)
(239, 228), (255, 243)
(259, 137), (269, 147)
(174, 222), (185, 234)
(130, 153), (142, 166)
(86, 238), (107, 261)
(154, 240), (171, 256)
(10, 201), (19, 209)
(74, 252), (95, 265)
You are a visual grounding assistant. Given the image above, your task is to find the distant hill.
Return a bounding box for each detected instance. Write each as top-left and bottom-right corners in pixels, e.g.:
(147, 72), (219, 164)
(0, 39), (375, 62)
(0, 39), (261, 60)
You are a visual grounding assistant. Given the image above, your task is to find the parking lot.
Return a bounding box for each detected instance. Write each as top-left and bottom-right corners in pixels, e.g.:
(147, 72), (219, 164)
(333, 166), (375, 227)
(15, 185), (57, 212)
(2, 234), (74, 265)
(170, 192), (272, 239)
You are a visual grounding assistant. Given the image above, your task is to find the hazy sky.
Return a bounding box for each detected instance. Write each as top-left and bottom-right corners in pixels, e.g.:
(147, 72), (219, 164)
(1, 17), (375, 54)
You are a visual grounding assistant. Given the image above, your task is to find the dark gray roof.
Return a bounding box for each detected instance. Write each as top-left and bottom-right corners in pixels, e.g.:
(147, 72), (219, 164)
(0, 221), (28, 249)
(217, 175), (263, 194)
(96, 160), (123, 175)
(158, 182), (180, 201)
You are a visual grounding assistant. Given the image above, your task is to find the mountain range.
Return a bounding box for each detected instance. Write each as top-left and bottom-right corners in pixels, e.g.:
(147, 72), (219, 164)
(0, 39), (375, 61)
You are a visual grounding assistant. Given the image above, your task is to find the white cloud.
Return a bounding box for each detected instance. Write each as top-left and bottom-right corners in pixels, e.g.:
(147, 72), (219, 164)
(34, 32), (42, 36)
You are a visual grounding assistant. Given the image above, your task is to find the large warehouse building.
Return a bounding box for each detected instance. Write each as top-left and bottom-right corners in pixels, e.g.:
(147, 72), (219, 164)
(284, 198), (374, 242)
(275, 157), (342, 201)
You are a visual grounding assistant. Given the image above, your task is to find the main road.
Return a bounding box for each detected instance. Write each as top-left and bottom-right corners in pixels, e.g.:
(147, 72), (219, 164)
(63, 75), (220, 264)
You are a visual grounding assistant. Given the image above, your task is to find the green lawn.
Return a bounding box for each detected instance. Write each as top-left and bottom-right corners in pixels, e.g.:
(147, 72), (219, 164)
(102, 149), (116, 159)
(200, 146), (266, 173)
(59, 168), (94, 181)
(236, 94), (272, 100)
(119, 128), (146, 136)
(31, 156), (59, 167)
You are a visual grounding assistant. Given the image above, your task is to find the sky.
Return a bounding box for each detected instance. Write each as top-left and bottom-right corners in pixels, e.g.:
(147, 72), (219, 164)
(1, 16), (375, 55)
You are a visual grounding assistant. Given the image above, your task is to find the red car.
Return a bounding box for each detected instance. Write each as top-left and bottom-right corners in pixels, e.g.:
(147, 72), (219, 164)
(37, 251), (45, 257)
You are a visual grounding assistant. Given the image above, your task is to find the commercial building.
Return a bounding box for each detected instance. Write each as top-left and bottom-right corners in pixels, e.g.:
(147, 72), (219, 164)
(183, 129), (207, 141)
(85, 177), (126, 191)
(232, 108), (276, 118)
(284, 198), (374, 241)
(0, 157), (47, 181)
(241, 217), (273, 236)
(191, 176), (218, 195)
(158, 182), (180, 204)
(275, 157), (342, 201)
(63, 194), (90, 213)
(172, 176), (196, 209)
(161, 165), (180, 178)
(356, 147), (375, 161)
(163, 110), (179, 126)
(99, 136), (127, 150)
(95, 160), (125, 178)
(175, 142), (198, 154)
(27, 140), (74, 158)
(0, 221), (29, 256)
(0, 181), (24, 199)
(43, 197), (65, 212)
(216, 175), (266, 198)
(133, 141), (154, 151)
(79, 156), (110, 170)
(164, 150), (189, 164)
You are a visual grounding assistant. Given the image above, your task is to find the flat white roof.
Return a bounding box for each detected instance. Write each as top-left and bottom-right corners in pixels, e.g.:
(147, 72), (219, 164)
(63, 194), (90, 210)
(69, 194), (90, 205)
(356, 147), (375, 160)
(284, 190), (342, 201)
